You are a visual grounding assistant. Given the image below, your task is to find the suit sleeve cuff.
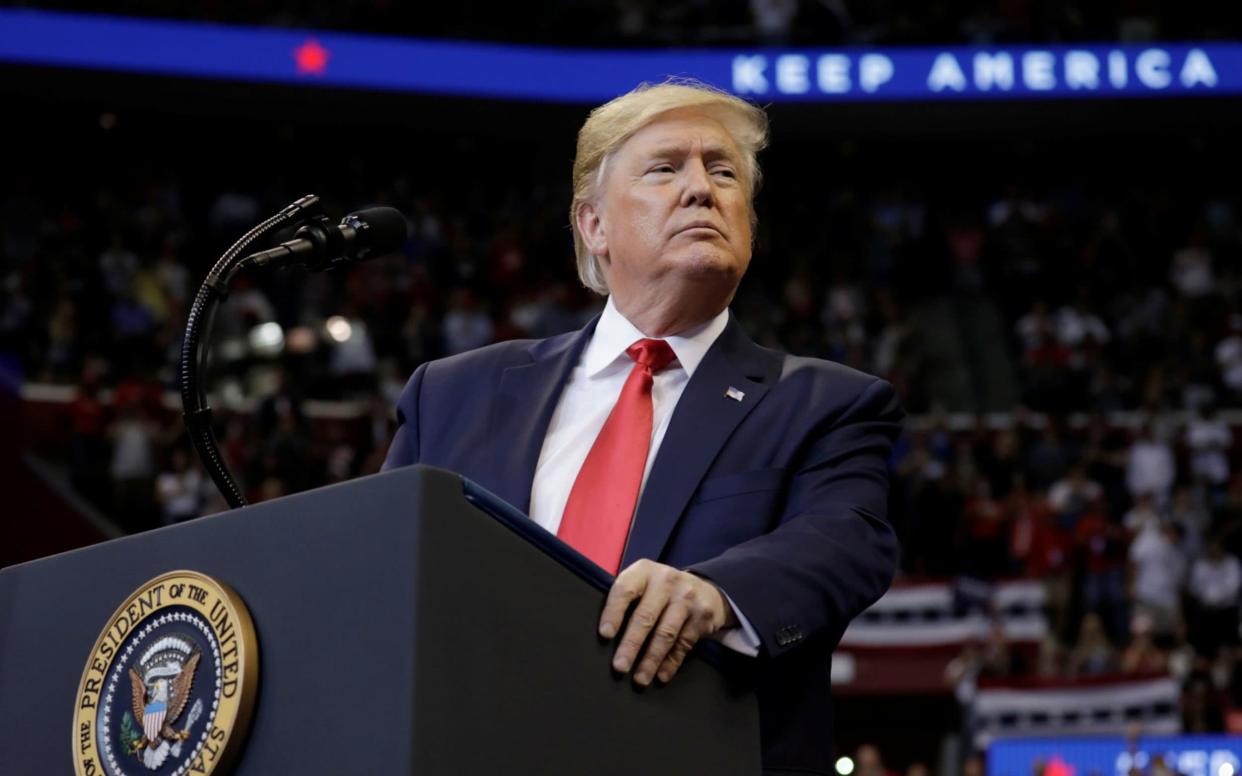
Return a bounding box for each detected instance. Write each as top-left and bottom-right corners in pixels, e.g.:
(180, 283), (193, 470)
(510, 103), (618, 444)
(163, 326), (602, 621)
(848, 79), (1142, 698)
(711, 589), (761, 657)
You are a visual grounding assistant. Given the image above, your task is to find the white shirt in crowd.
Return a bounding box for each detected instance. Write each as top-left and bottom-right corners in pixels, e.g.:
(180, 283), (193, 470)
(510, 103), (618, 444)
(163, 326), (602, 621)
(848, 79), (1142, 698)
(156, 468), (204, 524)
(1047, 475), (1101, 514)
(110, 418), (154, 480)
(1190, 555), (1242, 609)
(1129, 528), (1185, 611)
(1056, 305), (1110, 349)
(529, 296), (761, 656)
(1123, 504), (1161, 536)
(1215, 333), (1242, 392)
(1170, 245), (1214, 298)
(1185, 416), (1233, 485)
(1127, 438), (1175, 502)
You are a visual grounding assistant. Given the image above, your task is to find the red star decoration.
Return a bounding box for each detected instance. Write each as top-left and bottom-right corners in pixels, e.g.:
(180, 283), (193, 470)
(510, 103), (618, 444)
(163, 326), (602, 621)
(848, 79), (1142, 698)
(1045, 756), (1076, 776)
(294, 39), (330, 76)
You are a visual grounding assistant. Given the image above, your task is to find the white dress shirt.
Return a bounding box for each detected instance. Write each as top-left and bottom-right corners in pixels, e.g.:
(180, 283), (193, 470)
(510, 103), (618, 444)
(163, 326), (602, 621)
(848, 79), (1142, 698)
(529, 296), (761, 656)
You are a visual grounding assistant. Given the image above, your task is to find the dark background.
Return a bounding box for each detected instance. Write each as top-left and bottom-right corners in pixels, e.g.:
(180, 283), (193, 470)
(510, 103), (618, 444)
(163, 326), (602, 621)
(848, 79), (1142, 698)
(3, 3), (1242, 773)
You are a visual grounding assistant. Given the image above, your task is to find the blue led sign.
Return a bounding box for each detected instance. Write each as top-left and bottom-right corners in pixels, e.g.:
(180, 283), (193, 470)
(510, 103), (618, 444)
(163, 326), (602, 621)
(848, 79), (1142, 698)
(1, 9), (1239, 103)
(988, 735), (1242, 776)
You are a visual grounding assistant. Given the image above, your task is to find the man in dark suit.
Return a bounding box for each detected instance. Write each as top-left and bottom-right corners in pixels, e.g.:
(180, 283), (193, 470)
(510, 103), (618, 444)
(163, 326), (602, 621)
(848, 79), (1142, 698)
(384, 80), (902, 775)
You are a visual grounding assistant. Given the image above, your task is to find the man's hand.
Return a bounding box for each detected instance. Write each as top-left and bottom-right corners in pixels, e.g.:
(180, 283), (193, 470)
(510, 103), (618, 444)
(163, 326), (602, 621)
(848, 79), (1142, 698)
(598, 559), (739, 686)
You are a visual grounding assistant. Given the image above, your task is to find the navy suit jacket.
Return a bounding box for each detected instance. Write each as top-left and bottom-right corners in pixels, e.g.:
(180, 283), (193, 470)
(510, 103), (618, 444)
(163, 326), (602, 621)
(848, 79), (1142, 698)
(382, 314), (902, 775)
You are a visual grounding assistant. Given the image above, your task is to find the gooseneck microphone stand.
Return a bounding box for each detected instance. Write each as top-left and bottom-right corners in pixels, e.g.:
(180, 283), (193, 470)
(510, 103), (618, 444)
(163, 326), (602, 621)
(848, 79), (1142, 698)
(179, 194), (323, 509)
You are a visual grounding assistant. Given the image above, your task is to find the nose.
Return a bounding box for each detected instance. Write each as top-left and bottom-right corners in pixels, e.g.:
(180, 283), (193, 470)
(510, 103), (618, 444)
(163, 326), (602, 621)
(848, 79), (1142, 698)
(679, 158), (714, 209)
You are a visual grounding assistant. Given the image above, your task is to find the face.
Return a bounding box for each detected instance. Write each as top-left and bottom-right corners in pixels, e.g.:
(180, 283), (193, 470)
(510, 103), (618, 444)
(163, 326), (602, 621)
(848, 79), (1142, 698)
(578, 108), (753, 323)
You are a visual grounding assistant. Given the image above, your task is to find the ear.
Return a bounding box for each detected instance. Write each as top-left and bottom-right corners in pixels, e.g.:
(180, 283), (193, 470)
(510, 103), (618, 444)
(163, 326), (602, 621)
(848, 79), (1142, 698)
(575, 200), (608, 261)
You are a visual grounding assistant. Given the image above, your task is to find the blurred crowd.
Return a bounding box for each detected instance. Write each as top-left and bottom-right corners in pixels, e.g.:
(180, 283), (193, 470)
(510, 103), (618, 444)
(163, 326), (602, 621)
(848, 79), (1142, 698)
(917, 412), (1242, 735)
(3, 95), (1242, 767)
(9, 0), (1241, 47)
(7, 124), (1239, 512)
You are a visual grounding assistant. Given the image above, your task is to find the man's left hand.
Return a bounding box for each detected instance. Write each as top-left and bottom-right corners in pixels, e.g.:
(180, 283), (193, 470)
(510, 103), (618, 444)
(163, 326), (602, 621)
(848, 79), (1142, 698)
(598, 559), (739, 686)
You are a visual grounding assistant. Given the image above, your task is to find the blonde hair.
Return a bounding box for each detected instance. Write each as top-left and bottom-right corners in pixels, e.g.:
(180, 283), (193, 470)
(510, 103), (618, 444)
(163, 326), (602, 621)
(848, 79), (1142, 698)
(570, 79), (769, 295)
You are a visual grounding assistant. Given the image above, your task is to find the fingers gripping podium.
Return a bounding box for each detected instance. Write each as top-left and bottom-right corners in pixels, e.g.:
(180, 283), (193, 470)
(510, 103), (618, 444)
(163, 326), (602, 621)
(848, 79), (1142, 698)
(0, 465), (760, 775)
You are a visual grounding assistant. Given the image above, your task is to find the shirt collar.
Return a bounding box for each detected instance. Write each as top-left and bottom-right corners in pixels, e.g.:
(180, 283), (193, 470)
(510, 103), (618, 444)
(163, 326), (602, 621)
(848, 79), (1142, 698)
(582, 296), (729, 378)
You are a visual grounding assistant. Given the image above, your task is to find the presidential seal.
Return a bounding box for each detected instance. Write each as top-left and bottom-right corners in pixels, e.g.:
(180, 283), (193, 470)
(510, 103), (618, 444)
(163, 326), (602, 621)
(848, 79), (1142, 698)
(72, 571), (258, 776)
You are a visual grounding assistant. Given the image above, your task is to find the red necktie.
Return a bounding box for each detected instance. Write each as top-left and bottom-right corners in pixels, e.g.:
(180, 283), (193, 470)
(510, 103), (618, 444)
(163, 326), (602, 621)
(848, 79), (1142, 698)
(558, 338), (677, 574)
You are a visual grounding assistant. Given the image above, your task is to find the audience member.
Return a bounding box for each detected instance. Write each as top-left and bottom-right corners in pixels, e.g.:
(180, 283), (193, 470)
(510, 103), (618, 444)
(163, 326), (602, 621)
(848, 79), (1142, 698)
(1128, 521), (1186, 637)
(1126, 424), (1176, 506)
(1188, 541), (1242, 659)
(1067, 612), (1117, 676)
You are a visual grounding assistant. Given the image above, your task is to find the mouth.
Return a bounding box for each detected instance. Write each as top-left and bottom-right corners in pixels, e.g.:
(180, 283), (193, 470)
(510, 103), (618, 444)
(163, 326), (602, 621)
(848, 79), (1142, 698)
(675, 222), (725, 237)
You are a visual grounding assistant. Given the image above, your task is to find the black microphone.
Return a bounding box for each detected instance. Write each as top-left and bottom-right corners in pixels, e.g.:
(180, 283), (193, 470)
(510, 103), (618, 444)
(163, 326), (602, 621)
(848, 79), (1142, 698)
(244, 206), (408, 271)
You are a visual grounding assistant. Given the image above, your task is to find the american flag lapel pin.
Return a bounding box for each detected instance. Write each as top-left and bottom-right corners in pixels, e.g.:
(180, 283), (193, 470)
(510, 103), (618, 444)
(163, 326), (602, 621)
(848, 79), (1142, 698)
(724, 386), (745, 402)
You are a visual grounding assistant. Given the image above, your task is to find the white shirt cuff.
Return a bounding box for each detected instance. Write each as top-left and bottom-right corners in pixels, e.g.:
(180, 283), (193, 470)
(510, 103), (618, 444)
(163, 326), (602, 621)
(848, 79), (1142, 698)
(712, 589), (761, 657)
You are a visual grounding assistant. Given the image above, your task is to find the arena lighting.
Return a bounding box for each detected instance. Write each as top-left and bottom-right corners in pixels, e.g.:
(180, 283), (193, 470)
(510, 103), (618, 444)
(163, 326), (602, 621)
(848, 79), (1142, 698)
(835, 756), (854, 775)
(1, 9), (1240, 103)
(1222, 763), (1235, 776)
(325, 316), (352, 343)
(248, 321), (284, 356)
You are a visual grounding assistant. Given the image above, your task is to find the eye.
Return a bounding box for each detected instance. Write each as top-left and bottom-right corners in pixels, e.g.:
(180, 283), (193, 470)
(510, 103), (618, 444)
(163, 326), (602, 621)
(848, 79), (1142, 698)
(647, 164), (675, 175)
(711, 167), (737, 179)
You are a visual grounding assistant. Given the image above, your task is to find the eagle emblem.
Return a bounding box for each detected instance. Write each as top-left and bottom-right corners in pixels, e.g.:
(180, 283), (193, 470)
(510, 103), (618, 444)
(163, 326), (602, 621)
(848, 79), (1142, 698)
(126, 636), (201, 769)
(73, 571), (259, 776)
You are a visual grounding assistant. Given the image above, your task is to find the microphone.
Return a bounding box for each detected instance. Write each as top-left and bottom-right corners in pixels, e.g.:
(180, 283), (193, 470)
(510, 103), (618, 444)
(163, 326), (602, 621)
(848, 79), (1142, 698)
(244, 206), (408, 271)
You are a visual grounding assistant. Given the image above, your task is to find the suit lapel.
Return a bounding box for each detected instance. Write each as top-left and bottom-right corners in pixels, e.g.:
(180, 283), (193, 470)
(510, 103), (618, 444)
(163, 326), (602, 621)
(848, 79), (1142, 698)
(487, 320), (596, 513)
(622, 318), (777, 566)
